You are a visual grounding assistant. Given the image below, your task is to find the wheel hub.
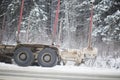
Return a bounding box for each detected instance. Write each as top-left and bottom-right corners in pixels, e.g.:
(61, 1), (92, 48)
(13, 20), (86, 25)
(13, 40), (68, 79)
(43, 54), (51, 62)
(19, 53), (27, 61)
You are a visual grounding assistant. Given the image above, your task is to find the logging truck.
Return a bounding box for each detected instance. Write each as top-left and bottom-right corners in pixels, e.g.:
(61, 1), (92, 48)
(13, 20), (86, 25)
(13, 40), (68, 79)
(0, 0), (97, 67)
(0, 43), (97, 67)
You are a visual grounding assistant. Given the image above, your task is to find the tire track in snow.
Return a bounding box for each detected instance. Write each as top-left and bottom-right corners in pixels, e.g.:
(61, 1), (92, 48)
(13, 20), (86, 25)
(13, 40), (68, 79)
(0, 69), (120, 80)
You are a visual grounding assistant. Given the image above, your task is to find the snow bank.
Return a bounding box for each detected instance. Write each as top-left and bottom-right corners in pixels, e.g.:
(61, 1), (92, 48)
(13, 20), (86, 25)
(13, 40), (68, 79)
(0, 62), (120, 76)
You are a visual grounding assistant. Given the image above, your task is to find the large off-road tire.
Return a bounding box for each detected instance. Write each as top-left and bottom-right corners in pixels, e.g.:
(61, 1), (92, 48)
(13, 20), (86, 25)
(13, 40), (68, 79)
(37, 48), (58, 67)
(14, 47), (34, 66)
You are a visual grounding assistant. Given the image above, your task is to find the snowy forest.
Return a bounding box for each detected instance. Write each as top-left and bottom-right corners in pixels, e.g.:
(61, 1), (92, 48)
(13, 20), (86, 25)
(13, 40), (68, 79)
(0, 0), (120, 68)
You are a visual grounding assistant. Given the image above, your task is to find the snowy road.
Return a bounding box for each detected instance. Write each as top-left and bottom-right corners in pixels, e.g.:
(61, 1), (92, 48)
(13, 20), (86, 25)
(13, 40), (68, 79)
(0, 69), (120, 80)
(0, 63), (120, 80)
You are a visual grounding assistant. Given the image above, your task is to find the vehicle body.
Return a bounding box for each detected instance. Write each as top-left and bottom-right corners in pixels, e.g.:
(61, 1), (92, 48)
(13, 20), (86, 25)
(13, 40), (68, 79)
(0, 43), (60, 67)
(0, 43), (97, 67)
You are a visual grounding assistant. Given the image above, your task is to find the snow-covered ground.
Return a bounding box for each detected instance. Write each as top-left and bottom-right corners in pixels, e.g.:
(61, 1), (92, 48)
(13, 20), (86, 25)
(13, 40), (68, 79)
(0, 62), (120, 80)
(0, 62), (120, 75)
